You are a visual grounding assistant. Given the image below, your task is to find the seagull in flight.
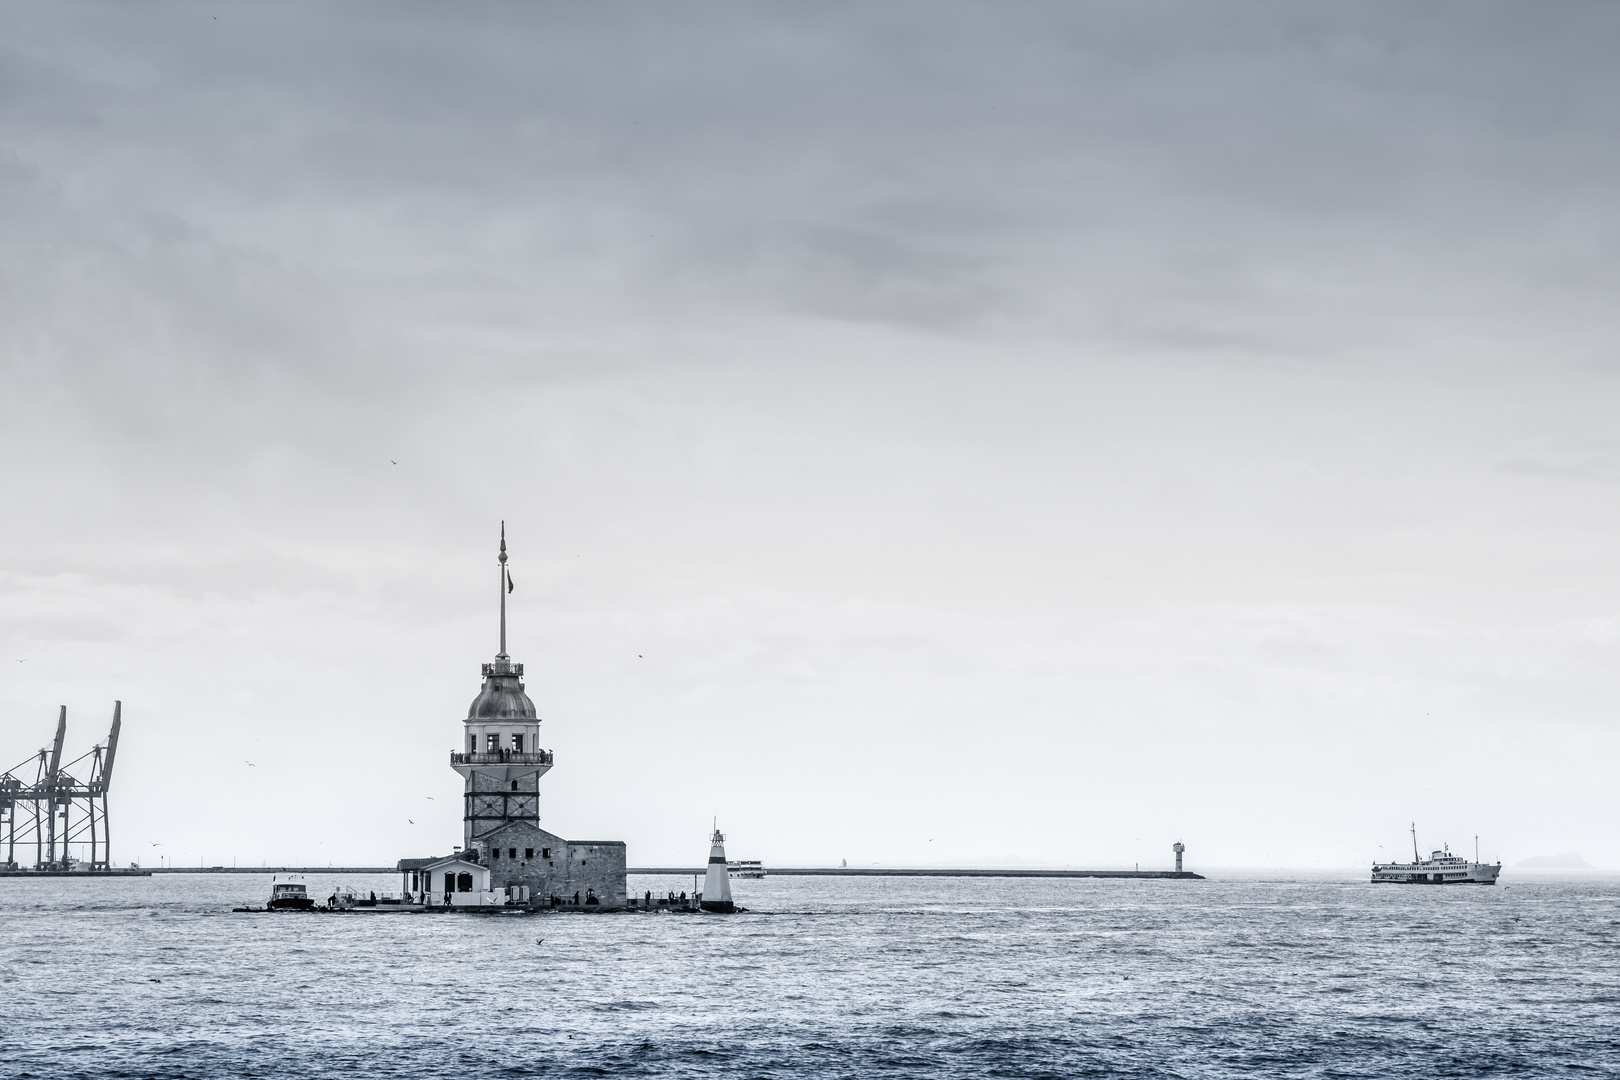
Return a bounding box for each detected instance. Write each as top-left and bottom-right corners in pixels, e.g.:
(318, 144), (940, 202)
(408, 819), (415, 824)
(245, 761), (255, 767)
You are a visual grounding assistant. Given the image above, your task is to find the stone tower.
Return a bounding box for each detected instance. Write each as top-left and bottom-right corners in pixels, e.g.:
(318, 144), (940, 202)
(451, 523), (553, 852)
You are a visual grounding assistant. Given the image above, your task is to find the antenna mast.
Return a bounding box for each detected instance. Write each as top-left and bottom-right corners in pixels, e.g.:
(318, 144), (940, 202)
(1411, 822), (1420, 864)
(498, 521), (508, 660)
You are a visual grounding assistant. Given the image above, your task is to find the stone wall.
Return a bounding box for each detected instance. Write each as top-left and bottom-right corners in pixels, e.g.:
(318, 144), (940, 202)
(464, 769), (541, 849)
(475, 820), (627, 910)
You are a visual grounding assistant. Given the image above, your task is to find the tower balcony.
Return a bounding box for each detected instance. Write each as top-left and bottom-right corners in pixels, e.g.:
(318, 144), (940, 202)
(451, 750), (553, 767)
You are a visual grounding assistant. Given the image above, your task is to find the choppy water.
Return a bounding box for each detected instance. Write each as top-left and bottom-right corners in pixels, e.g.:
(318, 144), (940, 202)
(2, 871), (1618, 1078)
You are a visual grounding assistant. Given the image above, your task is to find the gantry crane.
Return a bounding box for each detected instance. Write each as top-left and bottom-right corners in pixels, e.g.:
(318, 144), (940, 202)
(1, 702), (122, 870)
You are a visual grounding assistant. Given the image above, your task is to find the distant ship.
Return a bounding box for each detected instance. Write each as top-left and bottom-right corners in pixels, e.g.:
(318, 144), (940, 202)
(728, 860), (766, 879)
(1372, 825), (1501, 885)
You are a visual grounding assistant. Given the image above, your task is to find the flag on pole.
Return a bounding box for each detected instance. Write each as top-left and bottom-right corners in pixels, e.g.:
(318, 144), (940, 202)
(507, 569), (515, 593)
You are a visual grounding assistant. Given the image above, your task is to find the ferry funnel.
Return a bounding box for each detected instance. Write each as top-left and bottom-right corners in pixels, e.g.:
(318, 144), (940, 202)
(700, 823), (735, 913)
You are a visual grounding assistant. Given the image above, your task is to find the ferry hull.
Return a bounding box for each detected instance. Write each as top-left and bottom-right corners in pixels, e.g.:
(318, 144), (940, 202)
(1371, 863), (1501, 885)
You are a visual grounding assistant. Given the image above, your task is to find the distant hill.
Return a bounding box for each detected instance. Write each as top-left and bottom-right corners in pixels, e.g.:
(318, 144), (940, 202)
(1514, 852), (1595, 870)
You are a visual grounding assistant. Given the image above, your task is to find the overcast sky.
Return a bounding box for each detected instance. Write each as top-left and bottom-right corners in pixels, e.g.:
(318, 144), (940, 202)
(3, 2), (1620, 870)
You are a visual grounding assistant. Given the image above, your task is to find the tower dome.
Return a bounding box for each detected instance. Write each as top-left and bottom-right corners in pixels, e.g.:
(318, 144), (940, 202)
(467, 661), (538, 720)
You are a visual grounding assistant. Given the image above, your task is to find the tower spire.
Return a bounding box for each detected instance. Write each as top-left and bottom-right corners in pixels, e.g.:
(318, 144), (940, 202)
(498, 522), (508, 660)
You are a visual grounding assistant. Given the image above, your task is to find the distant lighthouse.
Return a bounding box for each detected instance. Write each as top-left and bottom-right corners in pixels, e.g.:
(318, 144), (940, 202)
(700, 824), (735, 913)
(1173, 841), (1185, 873)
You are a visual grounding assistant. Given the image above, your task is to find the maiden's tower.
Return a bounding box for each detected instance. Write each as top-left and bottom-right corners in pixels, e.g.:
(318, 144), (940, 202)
(400, 526), (627, 909)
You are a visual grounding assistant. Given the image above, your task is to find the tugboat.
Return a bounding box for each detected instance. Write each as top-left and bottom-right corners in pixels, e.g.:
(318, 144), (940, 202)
(1372, 825), (1502, 885)
(266, 875), (316, 909)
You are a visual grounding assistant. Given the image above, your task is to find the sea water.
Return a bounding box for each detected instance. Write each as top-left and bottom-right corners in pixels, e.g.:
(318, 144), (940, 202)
(2, 871), (1617, 1078)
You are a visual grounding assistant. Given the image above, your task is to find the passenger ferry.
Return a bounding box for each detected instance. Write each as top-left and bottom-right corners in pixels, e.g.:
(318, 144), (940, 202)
(1372, 826), (1501, 885)
(728, 860), (766, 879)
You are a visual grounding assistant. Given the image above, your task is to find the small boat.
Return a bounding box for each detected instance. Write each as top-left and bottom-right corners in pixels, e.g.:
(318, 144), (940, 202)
(1372, 825), (1501, 885)
(728, 860), (766, 879)
(266, 875), (315, 909)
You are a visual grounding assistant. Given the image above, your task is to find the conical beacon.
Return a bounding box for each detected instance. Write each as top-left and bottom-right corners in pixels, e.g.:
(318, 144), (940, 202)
(700, 823), (735, 913)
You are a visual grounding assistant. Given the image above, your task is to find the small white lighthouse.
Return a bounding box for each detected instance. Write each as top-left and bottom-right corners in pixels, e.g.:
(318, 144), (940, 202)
(700, 824), (735, 913)
(1173, 841), (1186, 873)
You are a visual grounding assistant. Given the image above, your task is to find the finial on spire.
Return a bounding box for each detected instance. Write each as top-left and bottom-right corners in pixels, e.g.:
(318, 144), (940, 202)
(498, 521), (509, 660)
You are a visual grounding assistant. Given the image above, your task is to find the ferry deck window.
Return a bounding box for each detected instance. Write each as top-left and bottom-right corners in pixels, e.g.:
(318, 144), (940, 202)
(467, 734), (476, 754)
(486, 733), (500, 753)
(512, 733), (524, 752)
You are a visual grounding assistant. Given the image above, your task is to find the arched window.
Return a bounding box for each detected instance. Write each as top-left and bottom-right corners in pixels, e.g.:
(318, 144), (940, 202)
(456, 872), (473, 893)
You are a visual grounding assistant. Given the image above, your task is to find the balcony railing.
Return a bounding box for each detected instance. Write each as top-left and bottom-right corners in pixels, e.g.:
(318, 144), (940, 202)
(450, 750), (554, 766)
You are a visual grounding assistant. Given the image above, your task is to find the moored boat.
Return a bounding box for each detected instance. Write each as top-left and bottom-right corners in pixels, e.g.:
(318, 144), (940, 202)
(266, 875), (316, 909)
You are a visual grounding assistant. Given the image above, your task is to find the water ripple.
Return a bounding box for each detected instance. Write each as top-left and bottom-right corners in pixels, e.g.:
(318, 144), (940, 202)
(1, 872), (1617, 1077)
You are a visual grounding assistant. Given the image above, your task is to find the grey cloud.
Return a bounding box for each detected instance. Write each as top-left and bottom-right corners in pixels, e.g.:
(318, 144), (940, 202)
(1499, 457), (1620, 487)
(6, 2), (1618, 351)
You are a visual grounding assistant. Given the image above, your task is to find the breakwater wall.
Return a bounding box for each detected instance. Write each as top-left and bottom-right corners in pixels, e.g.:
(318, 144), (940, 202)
(631, 867), (1204, 880)
(148, 867), (396, 874)
(0, 868), (152, 877)
(92, 866), (1204, 879)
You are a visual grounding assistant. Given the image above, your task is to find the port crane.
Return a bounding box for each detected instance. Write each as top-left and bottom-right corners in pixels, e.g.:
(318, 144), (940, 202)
(0, 702), (122, 870)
